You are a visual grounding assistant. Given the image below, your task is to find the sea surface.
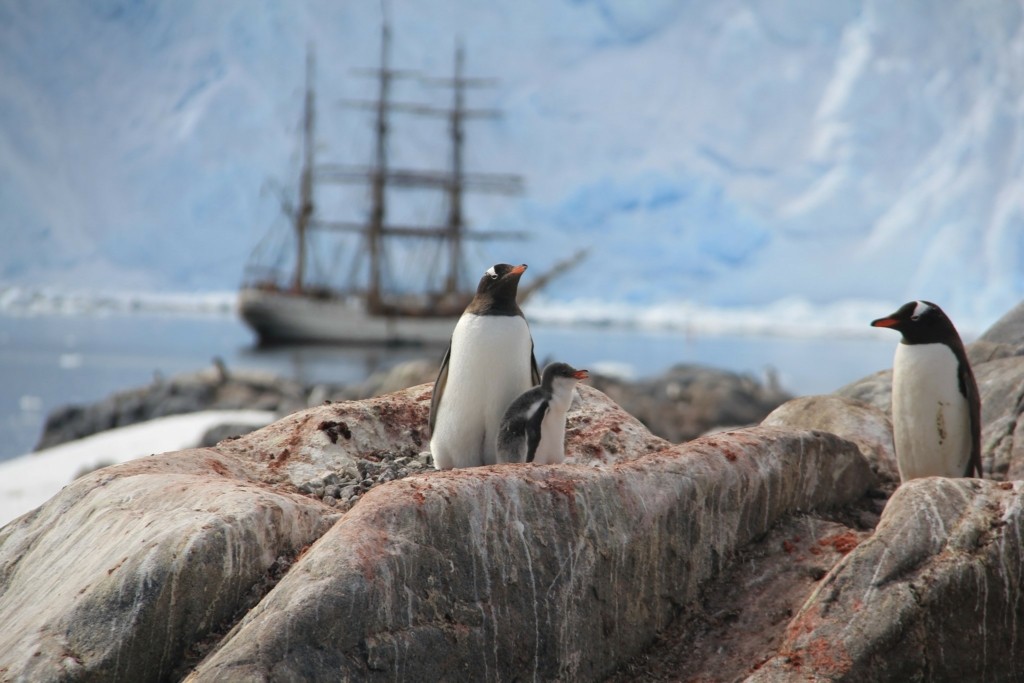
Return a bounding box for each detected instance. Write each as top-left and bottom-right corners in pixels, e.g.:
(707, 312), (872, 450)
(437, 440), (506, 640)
(0, 311), (897, 463)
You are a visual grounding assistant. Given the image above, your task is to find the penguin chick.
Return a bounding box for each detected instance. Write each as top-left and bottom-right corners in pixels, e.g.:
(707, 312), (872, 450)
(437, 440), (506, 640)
(496, 362), (589, 465)
(429, 264), (540, 470)
(871, 300), (982, 481)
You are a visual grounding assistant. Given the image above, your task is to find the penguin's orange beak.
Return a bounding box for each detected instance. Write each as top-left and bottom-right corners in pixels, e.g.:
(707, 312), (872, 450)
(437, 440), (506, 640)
(871, 317), (899, 328)
(573, 369), (589, 380)
(510, 264), (527, 275)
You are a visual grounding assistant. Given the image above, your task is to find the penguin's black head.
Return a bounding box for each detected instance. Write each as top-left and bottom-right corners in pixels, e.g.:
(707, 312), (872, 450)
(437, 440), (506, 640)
(467, 263), (527, 315)
(871, 300), (961, 345)
(541, 362), (589, 388)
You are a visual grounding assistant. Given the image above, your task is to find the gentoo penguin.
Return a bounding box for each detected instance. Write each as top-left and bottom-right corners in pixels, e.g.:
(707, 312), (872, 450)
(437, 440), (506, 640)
(496, 362), (589, 465)
(871, 300), (982, 481)
(429, 263), (540, 469)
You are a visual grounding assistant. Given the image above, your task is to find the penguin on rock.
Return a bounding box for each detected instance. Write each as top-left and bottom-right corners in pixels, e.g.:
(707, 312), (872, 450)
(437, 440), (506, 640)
(496, 362), (589, 465)
(428, 264), (540, 469)
(871, 300), (982, 481)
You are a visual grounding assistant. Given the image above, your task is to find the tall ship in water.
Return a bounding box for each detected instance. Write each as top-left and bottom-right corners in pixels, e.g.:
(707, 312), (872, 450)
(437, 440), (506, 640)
(239, 28), (581, 346)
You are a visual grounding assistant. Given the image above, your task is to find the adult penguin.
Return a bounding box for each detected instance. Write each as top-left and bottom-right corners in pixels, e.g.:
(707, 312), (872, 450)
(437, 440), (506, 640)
(871, 300), (982, 481)
(429, 263), (540, 469)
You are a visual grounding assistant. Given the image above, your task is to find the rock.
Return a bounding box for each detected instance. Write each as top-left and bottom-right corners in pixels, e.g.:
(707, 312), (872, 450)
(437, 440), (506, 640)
(19, 314), (1024, 682)
(335, 359), (439, 400)
(186, 427), (872, 682)
(606, 515), (873, 683)
(198, 422), (264, 447)
(977, 299), (1024, 348)
(215, 384), (670, 496)
(0, 381), (874, 682)
(976, 357), (1024, 480)
(36, 365), (308, 450)
(762, 395), (897, 487)
(967, 339), (1024, 365)
(0, 450), (334, 682)
(835, 369), (892, 415)
(588, 363), (792, 443)
(749, 478), (1024, 682)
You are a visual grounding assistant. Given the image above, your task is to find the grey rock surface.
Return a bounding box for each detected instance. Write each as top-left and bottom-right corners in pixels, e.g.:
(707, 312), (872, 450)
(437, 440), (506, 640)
(762, 394), (897, 486)
(0, 383), (873, 683)
(748, 478), (1024, 683)
(36, 364), (308, 450)
(0, 449), (334, 682)
(187, 427), (871, 682)
(589, 363), (792, 443)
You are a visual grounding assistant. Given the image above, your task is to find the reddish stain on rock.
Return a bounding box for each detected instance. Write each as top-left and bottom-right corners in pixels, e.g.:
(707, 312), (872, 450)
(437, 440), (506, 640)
(268, 448), (291, 471)
(782, 540), (796, 554)
(544, 477), (578, 503)
(207, 459), (229, 477)
(819, 532), (860, 555)
(785, 605), (821, 640)
(805, 637), (852, 675)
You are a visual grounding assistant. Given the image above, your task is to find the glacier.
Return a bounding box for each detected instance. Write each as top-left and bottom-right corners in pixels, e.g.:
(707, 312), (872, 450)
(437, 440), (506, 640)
(1, 0), (1022, 333)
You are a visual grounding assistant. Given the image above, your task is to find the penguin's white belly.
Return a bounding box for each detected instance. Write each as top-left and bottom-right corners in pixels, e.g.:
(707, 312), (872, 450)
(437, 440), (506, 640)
(891, 343), (972, 481)
(431, 314), (534, 468)
(532, 405), (573, 464)
(532, 396), (572, 465)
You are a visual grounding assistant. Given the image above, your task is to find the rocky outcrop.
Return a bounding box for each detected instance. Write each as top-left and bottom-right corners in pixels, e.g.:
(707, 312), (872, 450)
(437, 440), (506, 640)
(36, 364), (309, 450)
(7, 300), (1024, 682)
(750, 478), (1024, 682)
(589, 363), (791, 442)
(187, 428), (870, 682)
(762, 394), (898, 487)
(0, 450), (334, 682)
(614, 300), (1024, 680)
(0, 381), (871, 682)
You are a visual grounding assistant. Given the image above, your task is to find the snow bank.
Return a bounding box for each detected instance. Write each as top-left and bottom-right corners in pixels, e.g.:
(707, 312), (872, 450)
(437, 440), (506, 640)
(0, 410), (274, 527)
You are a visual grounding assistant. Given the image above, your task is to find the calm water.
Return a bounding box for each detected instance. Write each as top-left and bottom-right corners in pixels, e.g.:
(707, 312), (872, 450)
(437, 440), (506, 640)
(0, 312), (896, 462)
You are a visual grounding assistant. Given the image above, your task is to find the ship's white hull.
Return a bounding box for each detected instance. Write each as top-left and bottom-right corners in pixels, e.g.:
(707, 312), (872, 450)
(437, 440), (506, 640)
(239, 288), (456, 346)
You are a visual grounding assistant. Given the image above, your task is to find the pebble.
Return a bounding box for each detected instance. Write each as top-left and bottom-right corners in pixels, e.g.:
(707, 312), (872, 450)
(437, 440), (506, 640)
(297, 450), (435, 509)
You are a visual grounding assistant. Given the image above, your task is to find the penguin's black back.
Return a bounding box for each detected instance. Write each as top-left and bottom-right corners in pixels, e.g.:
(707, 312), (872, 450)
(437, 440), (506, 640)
(497, 386), (551, 463)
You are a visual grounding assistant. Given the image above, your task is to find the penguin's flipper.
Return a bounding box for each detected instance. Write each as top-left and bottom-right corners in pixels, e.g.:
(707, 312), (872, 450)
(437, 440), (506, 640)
(524, 398), (549, 463)
(961, 360), (983, 478)
(529, 342), (541, 385)
(429, 343), (452, 434)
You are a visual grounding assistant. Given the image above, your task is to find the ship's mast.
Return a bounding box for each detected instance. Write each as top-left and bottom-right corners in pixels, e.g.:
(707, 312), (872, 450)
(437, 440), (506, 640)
(419, 41), (519, 296)
(292, 48), (316, 292)
(366, 24), (393, 310)
(443, 45), (468, 295)
(314, 25), (526, 313)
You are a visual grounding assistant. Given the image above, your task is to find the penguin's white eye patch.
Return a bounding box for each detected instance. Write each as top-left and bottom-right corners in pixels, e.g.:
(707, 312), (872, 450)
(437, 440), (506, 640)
(486, 266), (498, 279)
(912, 301), (930, 319)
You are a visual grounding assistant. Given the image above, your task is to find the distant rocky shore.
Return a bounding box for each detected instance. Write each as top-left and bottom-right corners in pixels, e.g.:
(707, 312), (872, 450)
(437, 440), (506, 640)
(36, 356), (792, 453)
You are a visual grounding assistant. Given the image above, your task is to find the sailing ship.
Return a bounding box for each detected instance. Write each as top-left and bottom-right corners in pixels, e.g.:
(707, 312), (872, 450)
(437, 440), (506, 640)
(239, 28), (581, 346)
